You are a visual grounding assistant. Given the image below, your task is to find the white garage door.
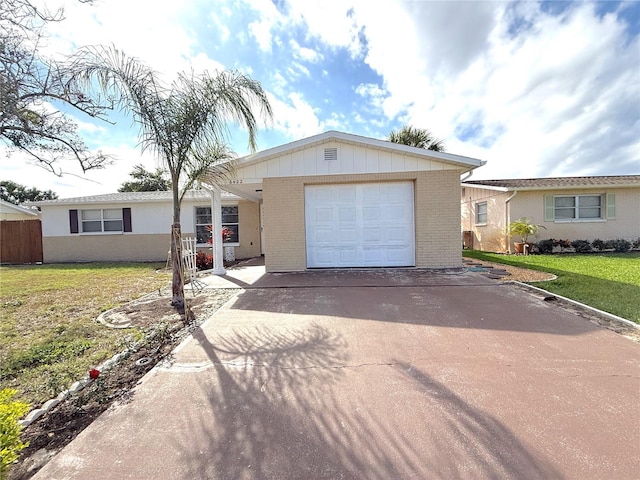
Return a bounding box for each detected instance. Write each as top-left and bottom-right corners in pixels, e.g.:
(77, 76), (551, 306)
(305, 182), (415, 268)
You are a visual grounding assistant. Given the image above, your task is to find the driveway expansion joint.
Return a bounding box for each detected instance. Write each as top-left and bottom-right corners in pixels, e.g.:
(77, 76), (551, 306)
(160, 360), (396, 372)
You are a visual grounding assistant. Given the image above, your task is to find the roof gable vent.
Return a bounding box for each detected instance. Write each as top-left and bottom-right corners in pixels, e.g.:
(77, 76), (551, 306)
(324, 147), (338, 161)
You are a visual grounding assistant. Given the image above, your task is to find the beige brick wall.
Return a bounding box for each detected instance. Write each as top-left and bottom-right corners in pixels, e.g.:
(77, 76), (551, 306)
(263, 170), (463, 272)
(263, 177), (306, 272)
(417, 170), (463, 267)
(44, 234), (170, 263)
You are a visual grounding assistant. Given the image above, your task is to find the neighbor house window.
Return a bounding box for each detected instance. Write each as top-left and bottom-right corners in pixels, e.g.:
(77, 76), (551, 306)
(475, 202), (487, 225)
(81, 209), (123, 232)
(554, 195), (602, 220)
(195, 206), (239, 245)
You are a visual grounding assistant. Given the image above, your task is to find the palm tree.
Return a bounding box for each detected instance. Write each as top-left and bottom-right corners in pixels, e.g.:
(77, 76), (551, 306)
(73, 46), (272, 309)
(388, 125), (446, 152)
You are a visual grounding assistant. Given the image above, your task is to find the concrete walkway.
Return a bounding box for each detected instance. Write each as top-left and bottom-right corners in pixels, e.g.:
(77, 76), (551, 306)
(33, 264), (640, 479)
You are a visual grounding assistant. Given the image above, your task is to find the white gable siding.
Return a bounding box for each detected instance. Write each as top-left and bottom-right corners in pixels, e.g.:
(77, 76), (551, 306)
(234, 141), (457, 182)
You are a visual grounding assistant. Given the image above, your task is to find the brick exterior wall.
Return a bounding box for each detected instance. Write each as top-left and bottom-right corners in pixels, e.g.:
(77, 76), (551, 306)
(263, 170), (462, 272)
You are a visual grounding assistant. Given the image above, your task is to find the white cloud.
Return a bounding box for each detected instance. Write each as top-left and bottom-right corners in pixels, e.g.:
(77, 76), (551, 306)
(35, 0), (198, 79)
(336, 1), (639, 178)
(355, 83), (387, 111)
(289, 39), (323, 63)
(267, 92), (322, 139)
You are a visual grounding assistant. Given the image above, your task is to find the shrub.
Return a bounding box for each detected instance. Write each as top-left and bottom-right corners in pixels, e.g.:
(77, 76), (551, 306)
(537, 239), (554, 254)
(553, 239), (571, 252)
(195, 251), (213, 271)
(591, 239), (607, 251)
(571, 239), (592, 253)
(609, 239), (631, 253)
(0, 389), (30, 480)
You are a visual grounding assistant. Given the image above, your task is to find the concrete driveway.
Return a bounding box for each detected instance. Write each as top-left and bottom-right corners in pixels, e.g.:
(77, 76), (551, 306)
(33, 268), (640, 479)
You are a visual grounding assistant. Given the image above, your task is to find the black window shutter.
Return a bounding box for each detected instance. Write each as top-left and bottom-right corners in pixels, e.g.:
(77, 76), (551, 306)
(69, 209), (79, 234)
(123, 208), (132, 232)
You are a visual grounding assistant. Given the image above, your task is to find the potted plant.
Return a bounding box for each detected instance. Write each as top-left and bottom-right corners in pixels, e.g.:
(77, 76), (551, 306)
(508, 217), (545, 254)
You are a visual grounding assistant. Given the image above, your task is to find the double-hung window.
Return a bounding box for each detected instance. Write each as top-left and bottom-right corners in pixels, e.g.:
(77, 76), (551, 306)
(195, 207), (212, 244)
(553, 195), (602, 220)
(81, 209), (123, 232)
(195, 206), (239, 245)
(70, 208), (131, 234)
(475, 202), (487, 225)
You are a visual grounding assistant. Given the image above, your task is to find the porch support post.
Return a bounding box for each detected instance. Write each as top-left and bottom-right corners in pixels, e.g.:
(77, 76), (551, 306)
(210, 185), (226, 275)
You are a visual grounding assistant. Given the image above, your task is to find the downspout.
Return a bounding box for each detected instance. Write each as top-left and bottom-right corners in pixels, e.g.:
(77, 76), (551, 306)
(461, 171), (473, 183)
(505, 190), (517, 254)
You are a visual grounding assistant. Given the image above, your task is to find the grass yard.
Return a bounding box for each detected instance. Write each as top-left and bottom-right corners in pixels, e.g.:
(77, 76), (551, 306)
(0, 263), (170, 407)
(464, 251), (640, 324)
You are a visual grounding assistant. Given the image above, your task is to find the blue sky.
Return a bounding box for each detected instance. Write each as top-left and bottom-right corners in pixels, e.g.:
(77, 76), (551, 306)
(2, 0), (639, 198)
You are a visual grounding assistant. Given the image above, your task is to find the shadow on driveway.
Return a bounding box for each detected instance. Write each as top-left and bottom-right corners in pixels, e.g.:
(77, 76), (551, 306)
(172, 323), (560, 479)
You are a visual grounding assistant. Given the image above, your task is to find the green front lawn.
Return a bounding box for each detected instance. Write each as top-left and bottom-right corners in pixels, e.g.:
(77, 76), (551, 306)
(463, 251), (640, 324)
(0, 263), (170, 406)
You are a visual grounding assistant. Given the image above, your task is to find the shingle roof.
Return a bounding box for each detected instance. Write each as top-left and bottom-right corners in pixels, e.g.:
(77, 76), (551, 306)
(29, 189), (239, 206)
(464, 175), (640, 190)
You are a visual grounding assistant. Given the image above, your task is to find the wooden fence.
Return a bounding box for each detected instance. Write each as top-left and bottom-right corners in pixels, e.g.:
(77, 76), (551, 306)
(0, 220), (43, 264)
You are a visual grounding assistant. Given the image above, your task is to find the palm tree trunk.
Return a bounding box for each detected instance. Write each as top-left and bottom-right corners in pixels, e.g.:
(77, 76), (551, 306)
(170, 222), (184, 308)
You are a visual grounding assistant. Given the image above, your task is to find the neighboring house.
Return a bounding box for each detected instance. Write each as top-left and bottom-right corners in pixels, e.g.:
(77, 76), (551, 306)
(0, 199), (40, 220)
(33, 131), (486, 271)
(461, 175), (640, 252)
(32, 190), (261, 263)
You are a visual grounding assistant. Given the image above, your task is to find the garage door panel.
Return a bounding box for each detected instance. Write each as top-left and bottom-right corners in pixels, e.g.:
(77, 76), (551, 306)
(339, 228), (358, 243)
(385, 246), (411, 262)
(388, 226), (411, 242)
(338, 187), (356, 203)
(306, 182), (415, 268)
(338, 207), (356, 222)
(339, 248), (358, 264)
(362, 206), (381, 222)
(314, 228), (334, 243)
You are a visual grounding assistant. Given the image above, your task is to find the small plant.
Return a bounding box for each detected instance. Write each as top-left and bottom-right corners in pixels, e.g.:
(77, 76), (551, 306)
(537, 239), (555, 254)
(195, 251), (213, 271)
(0, 389), (30, 480)
(609, 239), (631, 253)
(571, 239), (592, 253)
(508, 218), (545, 244)
(591, 239), (607, 252)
